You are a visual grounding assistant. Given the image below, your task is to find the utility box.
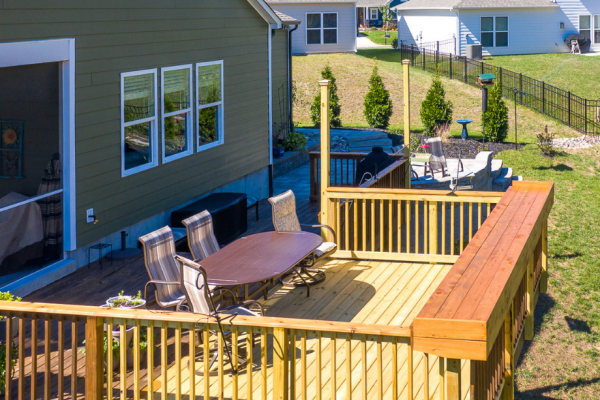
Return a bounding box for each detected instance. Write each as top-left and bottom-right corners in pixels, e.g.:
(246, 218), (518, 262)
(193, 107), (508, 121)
(467, 44), (483, 60)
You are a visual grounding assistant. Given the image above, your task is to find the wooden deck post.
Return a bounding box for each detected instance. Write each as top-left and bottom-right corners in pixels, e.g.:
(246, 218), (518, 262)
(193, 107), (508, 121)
(273, 327), (289, 400)
(541, 222), (548, 293)
(446, 358), (461, 400)
(503, 306), (515, 400)
(525, 254), (535, 340)
(319, 80), (332, 241)
(85, 317), (104, 400)
(402, 60), (411, 189)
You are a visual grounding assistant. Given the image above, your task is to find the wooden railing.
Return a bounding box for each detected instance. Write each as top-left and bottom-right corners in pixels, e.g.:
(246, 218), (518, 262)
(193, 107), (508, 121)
(324, 187), (503, 264)
(309, 152), (407, 202)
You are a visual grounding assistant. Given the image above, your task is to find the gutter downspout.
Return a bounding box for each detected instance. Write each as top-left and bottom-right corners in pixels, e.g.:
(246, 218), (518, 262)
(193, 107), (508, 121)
(450, 8), (460, 56)
(268, 26), (274, 197)
(288, 24), (299, 132)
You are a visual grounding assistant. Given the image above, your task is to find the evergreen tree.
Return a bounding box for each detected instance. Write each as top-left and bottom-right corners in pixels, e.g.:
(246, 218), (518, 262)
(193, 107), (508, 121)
(419, 73), (453, 135)
(482, 82), (509, 143)
(363, 65), (393, 128)
(310, 65), (342, 127)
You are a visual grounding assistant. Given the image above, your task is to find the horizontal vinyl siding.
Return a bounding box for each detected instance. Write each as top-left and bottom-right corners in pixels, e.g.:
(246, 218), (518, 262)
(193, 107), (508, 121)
(557, 0), (600, 50)
(458, 8), (569, 56)
(0, 0), (272, 247)
(272, 3), (357, 54)
(271, 29), (290, 129)
(397, 10), (458, 47)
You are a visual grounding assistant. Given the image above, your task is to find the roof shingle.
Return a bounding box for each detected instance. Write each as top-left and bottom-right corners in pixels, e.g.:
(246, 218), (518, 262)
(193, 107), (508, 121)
(393, 0), (557, 10)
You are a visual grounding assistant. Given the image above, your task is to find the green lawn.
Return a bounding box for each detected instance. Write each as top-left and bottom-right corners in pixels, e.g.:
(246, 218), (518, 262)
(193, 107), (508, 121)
(484, 53), (600, 100)
(292, 51), (600, 398)
(361, 30), (397, 46)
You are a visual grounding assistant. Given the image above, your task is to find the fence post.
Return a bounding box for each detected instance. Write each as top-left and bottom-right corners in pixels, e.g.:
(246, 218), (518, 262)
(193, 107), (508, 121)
(519, 73), (523, 104)
(542, 82), (545, 115)
(403, 60), (412, 188)
(272, 328), (289, 400)
(585, 98), (588, 133)
(449, 55), (453, 80)
(423, 48), (426, 70)
(568, 91), (571, 127)
(410, 44), (414, 66)
(464, 57), (468, 84)
(499, 67), (503, 89)
(85, 317), (104, 400)
(319, 80), (331, 241)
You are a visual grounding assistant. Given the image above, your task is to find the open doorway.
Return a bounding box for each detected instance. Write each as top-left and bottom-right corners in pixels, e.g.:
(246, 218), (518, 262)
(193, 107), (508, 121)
(0, 62), (64, 287)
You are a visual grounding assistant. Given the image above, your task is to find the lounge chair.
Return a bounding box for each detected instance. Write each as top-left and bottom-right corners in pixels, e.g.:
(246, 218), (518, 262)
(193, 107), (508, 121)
(139, 226), (217, 310)
(268, 190), (336, 287)
(425, 137), (462, 177)
(175, 255), (264, 376)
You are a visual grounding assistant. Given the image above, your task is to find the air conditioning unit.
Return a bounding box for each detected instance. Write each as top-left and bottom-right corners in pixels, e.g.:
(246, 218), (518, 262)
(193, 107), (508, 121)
(466, 44), (483, 60)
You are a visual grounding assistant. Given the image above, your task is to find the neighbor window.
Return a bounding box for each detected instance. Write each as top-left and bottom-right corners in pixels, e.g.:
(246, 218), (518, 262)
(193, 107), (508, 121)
(370, 8), (378, 20)
(121, 69), (158, 176)
(306, 13), (338, 45)
(161, 65), (193, 163)
(196, 61), (224, 151)
(594, 15), (600, 43)
(481, 17), (508, 47)
(580, 15), (591, 40)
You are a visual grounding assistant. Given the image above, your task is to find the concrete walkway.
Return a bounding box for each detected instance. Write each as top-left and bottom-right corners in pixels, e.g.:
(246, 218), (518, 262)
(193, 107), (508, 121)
(357, 35), (391, 49)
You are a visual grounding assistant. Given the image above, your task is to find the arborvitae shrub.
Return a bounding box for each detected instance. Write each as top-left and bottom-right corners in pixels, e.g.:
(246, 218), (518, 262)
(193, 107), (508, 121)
(310, 65), (342, 127)
(363, 66), (393, 128)
(482, 82), (509, 143)
(419, 73), (453, 135)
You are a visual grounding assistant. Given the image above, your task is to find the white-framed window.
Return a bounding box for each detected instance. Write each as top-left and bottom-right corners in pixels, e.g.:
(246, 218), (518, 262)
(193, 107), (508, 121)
(579, 15), (591, 40)
(306, 13), (338, 45)
(196, 61), (224, 151)
(370, 8), (378, 20)
(161, 65), (193, 163)
(481, 16), (508, 47)
(594, 15), (600, 43)
(121, 69), (158, 177)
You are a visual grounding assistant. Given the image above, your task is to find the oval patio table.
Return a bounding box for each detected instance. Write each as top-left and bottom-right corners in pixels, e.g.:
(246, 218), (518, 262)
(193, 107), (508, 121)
(200, 231), (323, 298)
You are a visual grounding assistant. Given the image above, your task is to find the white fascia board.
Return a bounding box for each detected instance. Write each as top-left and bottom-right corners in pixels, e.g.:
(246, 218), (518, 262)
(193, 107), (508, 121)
(247, 0), (283, 28)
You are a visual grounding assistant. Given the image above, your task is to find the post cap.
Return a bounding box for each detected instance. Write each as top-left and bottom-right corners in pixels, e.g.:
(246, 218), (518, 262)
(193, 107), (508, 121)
(402, 60), (410, 65)
(318, 80), (331, 86)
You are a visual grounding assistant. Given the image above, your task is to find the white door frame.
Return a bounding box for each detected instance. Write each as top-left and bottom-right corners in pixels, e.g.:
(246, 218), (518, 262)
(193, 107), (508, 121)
(0, 38), (76, 252)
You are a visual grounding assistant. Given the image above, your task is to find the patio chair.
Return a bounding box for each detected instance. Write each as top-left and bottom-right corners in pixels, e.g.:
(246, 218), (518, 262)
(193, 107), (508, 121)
(139, 226), (217, 310)
(268, 190), (336, 287)
(175, 255), (264, 376)
(425, 137), (462, 177)
(182, 211), (220, 262)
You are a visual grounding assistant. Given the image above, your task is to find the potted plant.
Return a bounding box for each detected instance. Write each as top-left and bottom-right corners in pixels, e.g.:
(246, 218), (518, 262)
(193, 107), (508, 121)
(106, 290), (146, 309)
(0, 291), (20, 395)
(283, 131), (307, 152)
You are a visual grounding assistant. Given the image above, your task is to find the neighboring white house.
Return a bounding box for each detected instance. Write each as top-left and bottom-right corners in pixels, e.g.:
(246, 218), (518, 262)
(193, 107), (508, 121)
(393, 0), (600, 56)
(267, 0), (358, 54)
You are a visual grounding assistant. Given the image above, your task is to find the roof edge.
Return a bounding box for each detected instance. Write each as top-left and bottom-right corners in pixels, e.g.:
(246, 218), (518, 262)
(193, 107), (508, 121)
(247, 0), (283, 28)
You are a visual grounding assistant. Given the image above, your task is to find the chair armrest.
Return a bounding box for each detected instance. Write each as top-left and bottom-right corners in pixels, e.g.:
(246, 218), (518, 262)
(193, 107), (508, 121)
(300, 223), (336, 243)
(145, 280), (180, 303)
(219, 299), (265, 317)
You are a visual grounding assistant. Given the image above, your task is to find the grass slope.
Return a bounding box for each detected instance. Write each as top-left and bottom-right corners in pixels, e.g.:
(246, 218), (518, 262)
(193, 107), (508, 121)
(361, 30), (397, 45)
(484, 53), (600, 100)
(499, 145), (600, 399)
(293, 50), (581, 143)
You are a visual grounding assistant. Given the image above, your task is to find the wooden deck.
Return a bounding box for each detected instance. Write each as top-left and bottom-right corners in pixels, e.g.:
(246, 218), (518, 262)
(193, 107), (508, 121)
(144, 259), (463, 400)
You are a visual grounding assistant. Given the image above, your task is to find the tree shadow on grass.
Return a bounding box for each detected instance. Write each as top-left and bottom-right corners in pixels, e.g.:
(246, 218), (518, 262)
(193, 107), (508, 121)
(516, 293), (555, 369)
(533, 163), (573, 172)
(516, 377), (600, 399)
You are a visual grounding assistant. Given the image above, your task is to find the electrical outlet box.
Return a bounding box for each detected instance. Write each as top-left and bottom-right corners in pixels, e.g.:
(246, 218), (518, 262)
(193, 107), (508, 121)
(86, 208), (95, 223)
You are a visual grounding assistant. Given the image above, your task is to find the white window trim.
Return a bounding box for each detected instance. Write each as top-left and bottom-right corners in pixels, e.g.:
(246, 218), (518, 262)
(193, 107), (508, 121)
(161, 64), (194, 164)
(481, 16), (509, 48)
(121, 68), (159, 177)
(305, 12), (339, 45)
(579, 14), (591, 35)
(370, 8), (378, 20)
(595, 15), (600, 44)
(196, 60), (225, 152)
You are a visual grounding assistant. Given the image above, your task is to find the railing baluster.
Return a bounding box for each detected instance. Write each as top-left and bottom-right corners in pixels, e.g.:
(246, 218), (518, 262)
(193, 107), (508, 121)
(380, 200), (384, 252)
(406, 201), (411, 254)
(232, 326), (238, 400)
(407, 341), (413, 400)
(203, 325), (210, 400)
(397, 200), (402, 253)
(377, 336), (383, 400)
(162, 323), (168, 400)
(362, 199), (367, 251)
(361, 335), (367, 400)
(302, 330), (307, 400)
(44, 319), (50, 400)
(217, 325), (223, 399)
(439, 356), (445, 400)
(460, 202), (464, 254)
(70, 321), (77, 400)
(388, 200), (393, 253)
(290, 329), (295, 400)
(120, 323), (126, 400)
(345, 200), (349, 251)
(57, 319), (64, 400)
(423, 353), (429, 400)
(478, 202), (482, 230)
(262, 328), (268, 400)
(18, 317), (25, 400)
(247, 326), (253, 400)
(354, 198), (358, 251)
(469, 202), (473, 241)
(316, 331), (322, 400)
(336, 199), (341, 249)
(392, 338), (398, 400)
(424, 200), (429, 255)
(331, 333), (336, 400)
(442, 202), (446, 255)
(134, 320), (141, 400)
(107, 319), (113, 400)
(451, 202), (455, 256)
(147, 321), (154, 400)
(371, 200), (375, 252)
(31, 318), (38, 400)
(346, 334), (351, 400)
(415, 201), (420, 254)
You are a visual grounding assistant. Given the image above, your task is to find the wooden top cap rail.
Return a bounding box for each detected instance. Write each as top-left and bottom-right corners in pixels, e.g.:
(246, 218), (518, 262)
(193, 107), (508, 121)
(326, 186), (504, 203)
(0, 301), (411, 337)
(412, 181), (554, 361)
(358, 159), (407, 188)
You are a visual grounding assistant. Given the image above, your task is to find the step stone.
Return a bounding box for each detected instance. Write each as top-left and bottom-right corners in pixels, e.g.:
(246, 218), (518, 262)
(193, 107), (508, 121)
(296, 128), (389, 142)
(492, 167), (513, 191)
(491, 160), (504, 180)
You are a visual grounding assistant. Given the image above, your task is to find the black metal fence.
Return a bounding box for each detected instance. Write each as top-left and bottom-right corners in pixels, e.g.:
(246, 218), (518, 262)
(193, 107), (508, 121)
(399, 44), (600, 135)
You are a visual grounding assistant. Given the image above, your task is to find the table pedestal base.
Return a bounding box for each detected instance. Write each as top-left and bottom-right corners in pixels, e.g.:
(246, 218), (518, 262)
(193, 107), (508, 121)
(282, 267), (326, 295)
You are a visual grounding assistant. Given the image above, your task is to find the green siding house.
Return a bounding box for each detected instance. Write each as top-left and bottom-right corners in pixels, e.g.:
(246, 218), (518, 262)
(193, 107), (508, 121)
(0, 0), (299, 295)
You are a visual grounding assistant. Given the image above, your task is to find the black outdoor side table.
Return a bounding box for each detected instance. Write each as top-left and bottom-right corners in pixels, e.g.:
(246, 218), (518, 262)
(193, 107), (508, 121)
(88, 243), (113, 269)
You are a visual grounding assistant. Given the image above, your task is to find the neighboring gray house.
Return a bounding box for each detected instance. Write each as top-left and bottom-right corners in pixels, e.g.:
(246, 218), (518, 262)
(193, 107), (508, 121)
(394, 0), (600, 56)
(268, 0), (358, 54)
(356, 0), (399, 29)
